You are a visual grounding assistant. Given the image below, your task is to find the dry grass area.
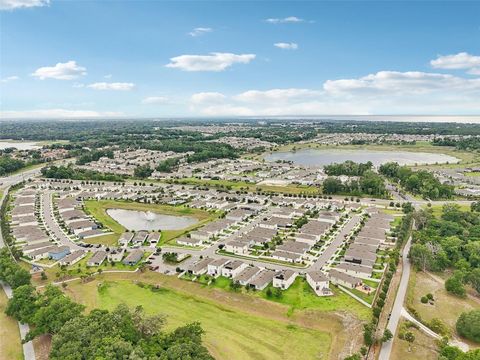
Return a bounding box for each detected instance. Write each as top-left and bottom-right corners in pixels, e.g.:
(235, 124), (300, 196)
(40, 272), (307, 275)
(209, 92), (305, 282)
(62, 270), (365, 360)
(407, 270), (480, 347)
(0, 287), (23, 360)
(32, 334), (52, 360)
(390, 319), (439, 360)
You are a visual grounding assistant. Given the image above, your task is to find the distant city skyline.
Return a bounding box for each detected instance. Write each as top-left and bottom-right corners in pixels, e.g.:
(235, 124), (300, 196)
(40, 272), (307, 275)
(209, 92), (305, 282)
(1, 0), (480, 120)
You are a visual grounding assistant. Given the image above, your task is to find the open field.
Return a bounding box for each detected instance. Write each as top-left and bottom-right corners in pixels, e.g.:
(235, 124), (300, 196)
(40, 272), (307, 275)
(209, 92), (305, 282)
(204, 276), (371, 320)
(0, 287), (23, 360)
(84, 199), (219, 245)
(406, 270), (480, 347)
(390, 319), (439, 360)
(66, 278), (331, 360)
(428, 203), (472, 217)
(160, 177), (321, 195)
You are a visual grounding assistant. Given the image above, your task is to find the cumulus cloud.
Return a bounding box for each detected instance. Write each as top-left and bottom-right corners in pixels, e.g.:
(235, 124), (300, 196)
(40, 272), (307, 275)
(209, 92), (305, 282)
(188, 27), (212, 37)
(0, 0), (49, 10)
(265, 16), (304, 24)
(430, 52), (480, 70)
(0, 109), (122, 119)
(234, 88), (320, 103)
(274, 42), (298, 50)
(190, 92), (226, 105)
(141, 96), (169, 104)
(87, 82), (135, 91)
(32, 61), (86, 80)
(166, 52), (255, 72)
(189, 68), (480, 116)
(323, 71), (480, 95)
(1, 75), (19, 83)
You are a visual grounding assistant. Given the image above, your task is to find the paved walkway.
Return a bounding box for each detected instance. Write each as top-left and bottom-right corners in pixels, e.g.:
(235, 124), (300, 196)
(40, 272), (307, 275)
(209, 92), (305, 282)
(378, 227), (413, 360)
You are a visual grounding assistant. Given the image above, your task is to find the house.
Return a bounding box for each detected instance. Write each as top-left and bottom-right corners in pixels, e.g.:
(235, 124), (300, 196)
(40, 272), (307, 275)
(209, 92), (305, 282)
(175, 236), (201, 247)
(189, 230), (210, 241)
(22, 241), (54, 254)
(147, 232), (161, 246)
(248, 269), (276, 290)
(29, 246), (57, 260)
(272, 270), (297, 290)
(187, 258), (213, 276)
(107, 248), (124, 262)
(234, 265), (261, 286)
(48, 246), (71, 260)
(207, 258), (230, 277)
(118, 232), (134, 246)
(59, 250), (86, 266)
(270, 250), (302, 263)
(276, 241), (310, 255)
(328, 269), (362, 289)
(344, 248), (377, 265)
(224, 240), (249, 254)
(306, 271), (331, 296)
(68, 220), (98, 235)
(87, 250), (107, 266)
(336, 262), (373, 278)
(131, 231), (148, 247)
(221, 260), (247, 278)
(122, 249), (144, 266)
(225, 209), (252, 222)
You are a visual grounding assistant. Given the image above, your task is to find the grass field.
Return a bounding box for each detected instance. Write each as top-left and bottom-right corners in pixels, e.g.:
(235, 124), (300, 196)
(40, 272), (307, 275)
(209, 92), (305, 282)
(84, 199), (219, 245)
(162, 177), (321, 195)
(197, 276), (371, 320)
(428, 203), (472, 217)
(0, 287), (23, 360)
(66, 279), (332, 360)
(390, 319), (439, 360)
(406, 270), (480, 345)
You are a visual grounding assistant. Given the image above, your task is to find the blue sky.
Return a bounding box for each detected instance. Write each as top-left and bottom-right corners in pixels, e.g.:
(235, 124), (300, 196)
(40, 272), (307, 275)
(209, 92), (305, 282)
(1, 0), (480, 119)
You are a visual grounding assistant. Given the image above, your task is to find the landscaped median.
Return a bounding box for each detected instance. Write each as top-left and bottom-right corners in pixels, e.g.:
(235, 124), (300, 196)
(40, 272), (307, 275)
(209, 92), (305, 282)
(83, 199), (220, 246)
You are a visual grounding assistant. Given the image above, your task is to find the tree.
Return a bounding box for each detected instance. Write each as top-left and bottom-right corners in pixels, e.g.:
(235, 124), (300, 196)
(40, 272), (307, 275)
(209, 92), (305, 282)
(381, 329), (393, 343)
(456, 310), (480, 343)
(134, 165), (153, 179)
(404, 331), (415, 351)
(5, 285), (38, 324)
(445, 273), (466, 298)
(409, 244), (432, 272)
(467, 268), (480, 295)
(229, 280), (241, 292)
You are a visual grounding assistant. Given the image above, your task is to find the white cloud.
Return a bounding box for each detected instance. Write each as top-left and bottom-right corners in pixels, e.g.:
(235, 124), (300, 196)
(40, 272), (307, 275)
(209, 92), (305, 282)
(0, 109), (122, 119)
(234, 88), (320, 103)
(274, 42), (298, 50)
(87, 82), (135, 91)
(190, 68), (480, 116)
(190, 92), (226, 105)
(104, 74), (112, 79)
(188, 27), (212, 37)
(265, 16), (304, 24)
(1, 75), (19, 83)
(323, 71), (480, 95)
(166, 52), (255, 72)
(431, 52), (480, 70)
(31, 61), (87, 80)
(468, 68), (480, 76)
(141, 96), (169, 104)
(0, 0), (49, 10)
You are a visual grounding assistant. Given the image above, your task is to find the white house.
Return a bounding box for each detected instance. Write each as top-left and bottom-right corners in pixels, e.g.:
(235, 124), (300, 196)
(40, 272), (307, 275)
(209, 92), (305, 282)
(225, 240), (249, 255)
(221, 260), (248, 278)
(306, 271), (331, 296)
(272, 270), (297, 290)
(207, 258), (230, 277)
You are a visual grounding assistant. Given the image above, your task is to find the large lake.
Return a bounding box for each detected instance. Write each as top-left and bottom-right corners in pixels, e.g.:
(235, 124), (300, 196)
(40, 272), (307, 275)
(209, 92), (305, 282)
(106, 209), (198, 231)
(0, 141), (41, 150)
(265, 149), (460, 167)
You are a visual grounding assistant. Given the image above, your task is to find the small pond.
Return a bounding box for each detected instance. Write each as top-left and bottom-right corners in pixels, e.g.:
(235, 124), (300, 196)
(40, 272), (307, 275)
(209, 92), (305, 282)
(106, 209), (198, 231)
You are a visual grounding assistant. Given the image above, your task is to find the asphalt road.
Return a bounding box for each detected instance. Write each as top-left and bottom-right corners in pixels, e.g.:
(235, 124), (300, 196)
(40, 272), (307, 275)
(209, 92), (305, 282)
(378, 226), (413, 360)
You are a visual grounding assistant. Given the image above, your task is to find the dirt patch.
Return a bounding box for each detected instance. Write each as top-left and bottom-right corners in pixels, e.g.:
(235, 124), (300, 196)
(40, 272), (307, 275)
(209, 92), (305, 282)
(33, 334), (51, 360)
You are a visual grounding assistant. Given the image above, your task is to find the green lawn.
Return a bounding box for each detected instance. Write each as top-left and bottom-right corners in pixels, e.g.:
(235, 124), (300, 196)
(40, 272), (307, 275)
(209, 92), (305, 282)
(83, 199), (219, 245)
(67, 280), (332, 360)
(0, 287), (23, 360)
(163, 177), (320, 195)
